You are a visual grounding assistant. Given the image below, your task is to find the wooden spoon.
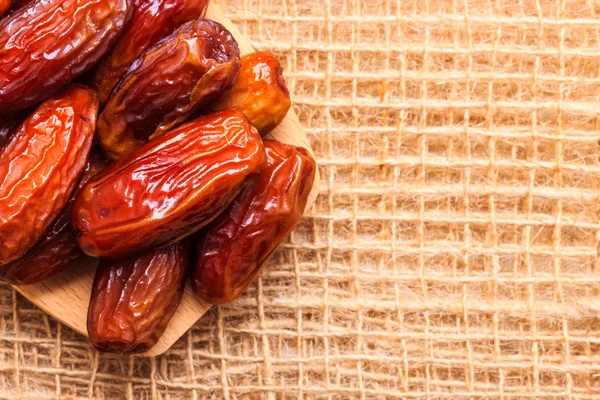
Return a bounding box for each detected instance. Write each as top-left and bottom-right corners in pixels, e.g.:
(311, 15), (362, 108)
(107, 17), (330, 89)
(12, 3), (320, 357)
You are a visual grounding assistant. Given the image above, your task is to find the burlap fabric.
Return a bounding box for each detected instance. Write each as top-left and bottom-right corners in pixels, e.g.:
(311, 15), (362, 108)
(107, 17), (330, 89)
(2, 0), (600, 398)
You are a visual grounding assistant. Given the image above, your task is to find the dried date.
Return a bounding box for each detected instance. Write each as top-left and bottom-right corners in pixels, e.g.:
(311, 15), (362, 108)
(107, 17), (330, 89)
(0, 85), (98, 265)
(193, 140), (316, 304)
(0, 154), (108, 285)
(0, 0), (131, 113)
(214, 52), (291, 134)
(87, 240), (189, 353)
(72, 109), (266, 258)
(97, 19), (240, 160)
(90, 0), (210, 104)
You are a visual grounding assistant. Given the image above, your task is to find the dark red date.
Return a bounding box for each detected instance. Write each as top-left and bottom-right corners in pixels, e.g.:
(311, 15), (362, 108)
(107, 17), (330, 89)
(193, 140), (316, 304)
(0, 0), (131, 113)
(0, 154), (108, 285)
(0, 85), (98, 265)
(90, 0), (210, 105)
(72, 109), (266, 258)
(97, 18), (240, 160)
(87, 240), (189, 353)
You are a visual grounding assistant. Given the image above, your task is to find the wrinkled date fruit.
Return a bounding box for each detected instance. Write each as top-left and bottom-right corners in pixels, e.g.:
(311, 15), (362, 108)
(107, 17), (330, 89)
(87, 240), (189, 354)
(72, 109), (266, 258)
(0, 154), (108, 285)
(91, 0), (210, 105)
(193, 140), (316, 304)
(0, 85), (98, 265)
(215, 52), (291, 135)
(0, 0), (131, 113)
(97, 19), (240, 160)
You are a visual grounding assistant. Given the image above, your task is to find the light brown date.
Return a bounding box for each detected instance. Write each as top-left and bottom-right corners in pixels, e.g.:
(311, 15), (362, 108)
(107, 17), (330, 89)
(0, 0), (131, 113)
(97, 18), (240, 160)
(72, 109), (266, 259)
(87, 240), (189, 354)
(214, 51), (291, 135)
(90, 0), (210, 105)
(0, 154), (108, 285)
(193, 140), (316, 304)
(0, 85), (98, 265)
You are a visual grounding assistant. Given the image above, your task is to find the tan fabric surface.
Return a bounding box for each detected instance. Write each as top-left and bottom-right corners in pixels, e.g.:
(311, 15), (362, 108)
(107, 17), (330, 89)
(2, 0), (600, 398)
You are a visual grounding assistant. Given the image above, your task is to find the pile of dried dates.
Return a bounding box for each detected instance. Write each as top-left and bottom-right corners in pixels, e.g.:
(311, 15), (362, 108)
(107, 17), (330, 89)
(0, 0), (316, 353)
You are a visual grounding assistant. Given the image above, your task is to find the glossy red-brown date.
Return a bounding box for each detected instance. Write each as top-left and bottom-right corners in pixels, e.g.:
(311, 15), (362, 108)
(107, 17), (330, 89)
(215, 52), (291, 135)
(193, 140), (316, 304)
(97, 19), (240, 160)
(0, 0), (131, 113)
(0, 85), (98, 265)
(90, 0), (210, 104)
(72, 109), (266, 259)
(87, 240), (189, 354)
(0, 154), (108, 285)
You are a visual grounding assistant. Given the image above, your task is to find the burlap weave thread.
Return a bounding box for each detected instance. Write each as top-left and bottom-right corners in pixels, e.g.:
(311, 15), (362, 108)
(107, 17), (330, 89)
(2, 0), (600, 398)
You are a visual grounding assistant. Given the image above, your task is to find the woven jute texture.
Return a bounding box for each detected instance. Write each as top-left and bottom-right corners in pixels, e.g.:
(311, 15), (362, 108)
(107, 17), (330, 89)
(2, 0), (600, 398)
